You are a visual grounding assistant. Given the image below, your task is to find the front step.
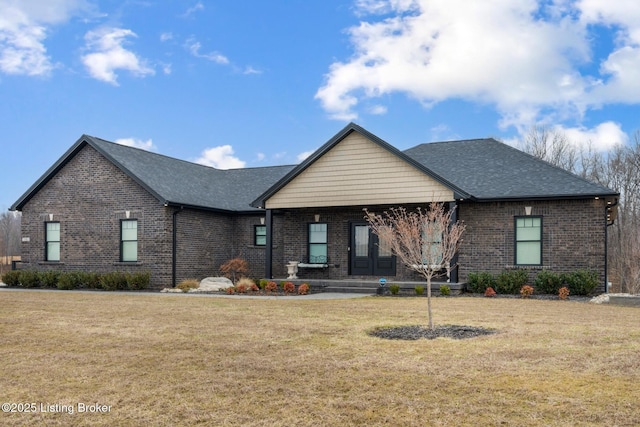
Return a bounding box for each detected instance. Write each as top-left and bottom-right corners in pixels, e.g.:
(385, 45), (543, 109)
(274, 278), (464, 295)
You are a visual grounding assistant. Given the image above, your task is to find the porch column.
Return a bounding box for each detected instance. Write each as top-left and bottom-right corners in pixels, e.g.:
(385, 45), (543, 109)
(265, 209), (273, 279)
(448, 201), (459, 283)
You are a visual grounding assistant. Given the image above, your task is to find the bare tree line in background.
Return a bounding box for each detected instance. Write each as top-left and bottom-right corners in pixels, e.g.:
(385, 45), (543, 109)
(519, 126), (640, 294)
(0, 211), (21, 274)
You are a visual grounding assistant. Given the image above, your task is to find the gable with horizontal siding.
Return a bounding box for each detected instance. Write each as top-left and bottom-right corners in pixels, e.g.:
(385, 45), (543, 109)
(265, 132), (454, 209)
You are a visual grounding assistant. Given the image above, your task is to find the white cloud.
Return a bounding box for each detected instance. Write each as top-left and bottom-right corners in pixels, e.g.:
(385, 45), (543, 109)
(297, 149), (317, 162)
(555, 121), (627, 151)
(243, 66), (262, 75)
(181, 2), (204, 19)
(160, 62), (172, 75)
(160, 32), (173, 42)
(81, 27), (155, 85)
(368, 104), (387, 115)
(316, 0), (640, 133)
(195, 145), (246, 169)
(115, 137), (156, 151)
(0, 0), (91, 76)
(185, 37), (229, 64)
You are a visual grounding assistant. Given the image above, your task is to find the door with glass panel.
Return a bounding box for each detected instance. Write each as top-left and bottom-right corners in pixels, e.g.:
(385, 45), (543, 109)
(349, 222), (396, 276)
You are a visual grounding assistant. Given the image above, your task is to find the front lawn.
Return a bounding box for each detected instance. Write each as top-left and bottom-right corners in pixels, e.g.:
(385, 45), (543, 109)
(0, 291), (638, 426)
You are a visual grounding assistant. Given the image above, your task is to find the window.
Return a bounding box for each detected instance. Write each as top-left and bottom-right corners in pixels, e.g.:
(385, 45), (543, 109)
(308, 223), (327, 263)
(254, 225), (266, 246)
(421, 221), (443, 266)
(121, 219), (138, 262)
(515, 216), (542, 265)
(45, 222), (60, 261)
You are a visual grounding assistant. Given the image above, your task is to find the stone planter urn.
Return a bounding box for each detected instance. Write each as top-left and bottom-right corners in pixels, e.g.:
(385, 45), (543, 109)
(286, 261), (299, 279)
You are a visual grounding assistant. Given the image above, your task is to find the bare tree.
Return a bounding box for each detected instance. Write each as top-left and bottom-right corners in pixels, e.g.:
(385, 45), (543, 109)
(365, 202), (466, 329)
(520, 126), (640, 293)
(0, 211), (21, 274)
(598, 136), (640, 293)
(520, 125), (578, 173)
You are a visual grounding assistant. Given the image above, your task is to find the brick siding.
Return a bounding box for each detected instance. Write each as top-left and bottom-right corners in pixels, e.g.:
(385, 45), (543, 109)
(270, 201), (608, 290)
(20, 145), (174, 286)
(19, 144), (608, 291)
(458, 199), (607, 290)
(19, 145), (270, 288)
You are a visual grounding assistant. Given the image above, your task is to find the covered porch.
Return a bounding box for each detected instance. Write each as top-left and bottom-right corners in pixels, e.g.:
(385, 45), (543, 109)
(251, 124), (468, 286)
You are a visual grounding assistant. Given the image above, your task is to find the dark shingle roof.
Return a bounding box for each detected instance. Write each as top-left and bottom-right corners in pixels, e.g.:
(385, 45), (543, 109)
(11, 128), (618, 213)
(89, 136), (296, 212)
(11, 135), (295, 213)
(403, 138), (618, 200)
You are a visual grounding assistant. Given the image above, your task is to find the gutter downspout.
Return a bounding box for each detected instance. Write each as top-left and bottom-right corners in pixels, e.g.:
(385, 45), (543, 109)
(172, 206), (184, 287)
(604, 199), (618, 293)
(265, 209), (273, 279)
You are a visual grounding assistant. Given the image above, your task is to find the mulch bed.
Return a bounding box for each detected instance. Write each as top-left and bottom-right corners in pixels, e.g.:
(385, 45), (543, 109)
(368, 324), (497, 340)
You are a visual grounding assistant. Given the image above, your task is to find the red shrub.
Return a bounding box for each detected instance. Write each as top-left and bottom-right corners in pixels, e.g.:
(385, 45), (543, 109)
(283, 281), (295, 294)
(484, 287), (497, 297)
(520, 285), (534, 298)
(558, 286), (570, 300)
(298, 283), (310, 295)
(265, 281), (278, 293)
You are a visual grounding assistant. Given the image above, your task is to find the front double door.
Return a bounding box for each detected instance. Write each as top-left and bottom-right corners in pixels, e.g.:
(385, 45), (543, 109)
(349, 221), (396, 276)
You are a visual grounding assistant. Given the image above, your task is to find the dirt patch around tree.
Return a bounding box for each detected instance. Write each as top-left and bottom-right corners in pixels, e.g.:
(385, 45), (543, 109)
(368, 324), (497, 340)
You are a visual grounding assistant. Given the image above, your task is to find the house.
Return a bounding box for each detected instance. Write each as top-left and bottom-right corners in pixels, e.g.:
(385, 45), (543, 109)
(11, 123), (618, 291)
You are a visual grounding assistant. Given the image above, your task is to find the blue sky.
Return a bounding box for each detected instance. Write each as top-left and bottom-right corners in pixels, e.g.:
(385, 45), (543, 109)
(2, 0), (639, 211)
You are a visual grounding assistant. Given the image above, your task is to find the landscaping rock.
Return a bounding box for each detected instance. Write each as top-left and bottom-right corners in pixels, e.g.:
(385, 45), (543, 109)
(197, 277), (233, 292)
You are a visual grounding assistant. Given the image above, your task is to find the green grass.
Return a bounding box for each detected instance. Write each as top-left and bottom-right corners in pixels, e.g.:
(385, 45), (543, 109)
(0, 290), (639, 426)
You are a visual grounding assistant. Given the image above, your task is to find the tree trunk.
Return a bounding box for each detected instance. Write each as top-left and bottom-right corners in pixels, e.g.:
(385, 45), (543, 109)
(426, 276), (433, 330)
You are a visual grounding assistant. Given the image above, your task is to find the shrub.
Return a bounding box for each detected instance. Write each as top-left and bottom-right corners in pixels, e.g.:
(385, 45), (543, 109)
(177, 279), (199, 292)
(534, 270), (563, 294)
(2, 270), (21, 287)
(258, 279), (269, 290)
(467, 272), (496, 294)
(77, 271), (102, 289)
(415, 285), (424, 295)
(236, 277), (255, 294)
(20, 270), (40, 288)
(562, 270), (598, 296)
(558, 286), (570, 300)
(520, 285), (534, 298)
(249, 283), (260, 292)
(219, 258), (249, 284)
(283, 281), (295, 294)
(57, 272), (80, 290)
(298, 283), (310, 295)
(126, 271), (150, 290)
(439, 285), (451, 296)
(484, 287), (497, 297)
(39, 270), (61, 288)
(225, 286), (236, 294)
(495, 270), (528, 294)
(100, 271), (128, 291)
(389, 284), (400, 295)
(265, 281), (278, 293)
